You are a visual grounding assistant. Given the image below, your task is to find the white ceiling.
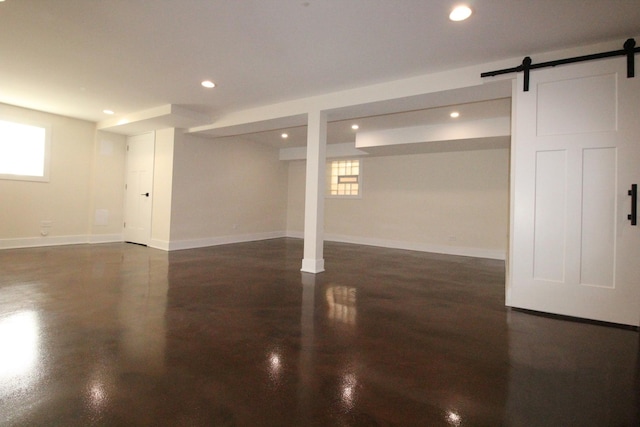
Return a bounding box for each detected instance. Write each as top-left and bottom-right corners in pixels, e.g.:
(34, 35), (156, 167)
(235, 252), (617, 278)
(0, 0), (638, 135)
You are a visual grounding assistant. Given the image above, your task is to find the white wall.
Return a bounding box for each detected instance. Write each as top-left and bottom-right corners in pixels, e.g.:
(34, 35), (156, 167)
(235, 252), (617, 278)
(168, 133), (288, 249)
(149, 129), (175, 249)
(287, 146), (510, 259)
(90, 130), (127, 241)
(0, 103), (125, 248)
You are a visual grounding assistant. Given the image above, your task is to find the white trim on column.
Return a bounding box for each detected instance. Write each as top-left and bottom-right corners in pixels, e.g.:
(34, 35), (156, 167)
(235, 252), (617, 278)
(301, 258), (326, 274)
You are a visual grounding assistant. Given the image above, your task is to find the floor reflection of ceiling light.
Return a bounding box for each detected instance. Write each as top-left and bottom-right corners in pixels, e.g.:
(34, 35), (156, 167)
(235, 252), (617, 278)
(89, 381), (106, 406)
(270, 353), (281, 370)
(446, 410), (462, 426)
(340, 372), (357, 410)
(268, 351), (282, 383)
(83, 375), (110, 418)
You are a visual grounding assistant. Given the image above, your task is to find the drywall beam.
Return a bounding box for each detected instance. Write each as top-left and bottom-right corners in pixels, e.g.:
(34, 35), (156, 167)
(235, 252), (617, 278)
(355, 117), (510, 149)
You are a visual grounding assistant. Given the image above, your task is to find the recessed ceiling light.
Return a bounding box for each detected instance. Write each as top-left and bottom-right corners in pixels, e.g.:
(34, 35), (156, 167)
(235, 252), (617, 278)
(103, 109), (115, 115)
(351, 124), (359, 130)
(450, 111), (460, 118)
(281, 133), (288, 139)
(449, 5), (472, 21)
(201, 80), (216, 88)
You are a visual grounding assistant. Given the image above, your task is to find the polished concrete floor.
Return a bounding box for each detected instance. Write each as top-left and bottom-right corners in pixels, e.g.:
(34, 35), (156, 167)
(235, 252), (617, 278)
(0, 238), (638, 426)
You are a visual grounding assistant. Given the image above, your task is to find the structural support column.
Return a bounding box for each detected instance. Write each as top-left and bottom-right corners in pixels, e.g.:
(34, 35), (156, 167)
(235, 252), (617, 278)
(301, 110), (327, 273)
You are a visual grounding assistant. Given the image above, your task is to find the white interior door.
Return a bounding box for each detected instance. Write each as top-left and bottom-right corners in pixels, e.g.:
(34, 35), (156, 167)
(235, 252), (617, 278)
(508, 57), (640, 326)
(124, 132), (155, 245)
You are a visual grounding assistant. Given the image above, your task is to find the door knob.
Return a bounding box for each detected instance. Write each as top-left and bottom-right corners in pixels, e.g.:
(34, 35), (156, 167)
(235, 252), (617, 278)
(141, 192), (150, 197)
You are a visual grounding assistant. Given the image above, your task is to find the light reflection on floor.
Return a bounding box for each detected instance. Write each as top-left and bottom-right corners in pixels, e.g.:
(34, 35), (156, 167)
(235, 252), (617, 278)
(0, 310), (39, 397)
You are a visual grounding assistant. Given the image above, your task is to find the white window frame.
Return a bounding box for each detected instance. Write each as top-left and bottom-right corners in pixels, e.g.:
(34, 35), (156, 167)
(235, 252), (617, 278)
(0, 116), (52, 182)
(326, 158), (362, 199)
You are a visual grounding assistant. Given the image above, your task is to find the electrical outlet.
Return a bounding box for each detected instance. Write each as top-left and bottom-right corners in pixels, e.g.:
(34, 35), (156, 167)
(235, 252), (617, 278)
(40, 220), (52, 237)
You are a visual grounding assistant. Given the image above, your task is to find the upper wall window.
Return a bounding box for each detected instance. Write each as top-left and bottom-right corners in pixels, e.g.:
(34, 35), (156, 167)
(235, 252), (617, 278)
(0, 118), (51, 182)
(327, 159), (361, 197)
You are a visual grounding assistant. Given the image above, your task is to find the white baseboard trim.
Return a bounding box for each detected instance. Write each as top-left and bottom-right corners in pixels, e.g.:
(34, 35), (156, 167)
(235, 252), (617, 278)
(148, 239), (171, 251)
(88, 234), (124, 244)
(1, 231), (505, 260)
(0, 235), (87, 250)
(167, 231), (287, 251)
(285, 231), (506, 260)
(0, 234), (125, 250)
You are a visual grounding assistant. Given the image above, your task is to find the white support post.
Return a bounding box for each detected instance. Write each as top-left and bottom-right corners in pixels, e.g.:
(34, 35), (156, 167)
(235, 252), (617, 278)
(300, 110), (327, 273)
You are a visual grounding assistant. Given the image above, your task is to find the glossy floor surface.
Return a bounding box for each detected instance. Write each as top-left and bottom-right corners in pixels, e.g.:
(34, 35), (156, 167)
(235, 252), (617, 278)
(0, 239), (638, 426)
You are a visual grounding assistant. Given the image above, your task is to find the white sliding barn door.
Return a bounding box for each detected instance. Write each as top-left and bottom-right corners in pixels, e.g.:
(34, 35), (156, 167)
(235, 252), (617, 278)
(508, 58), (640, 326)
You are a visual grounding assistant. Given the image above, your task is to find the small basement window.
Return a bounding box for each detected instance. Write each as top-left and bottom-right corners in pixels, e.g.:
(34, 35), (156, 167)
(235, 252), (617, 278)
(328, 159), (361, 197)
(0, 118), (51, 182)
